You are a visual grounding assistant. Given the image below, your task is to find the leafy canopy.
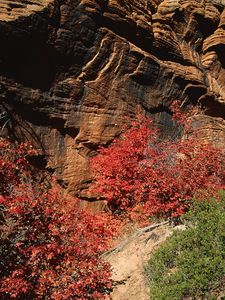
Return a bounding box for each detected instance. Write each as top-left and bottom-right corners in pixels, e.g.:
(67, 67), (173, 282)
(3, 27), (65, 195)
(145, 192), (225, 299)
(91, 107), (225, 220)
(0, 138), (120, 300)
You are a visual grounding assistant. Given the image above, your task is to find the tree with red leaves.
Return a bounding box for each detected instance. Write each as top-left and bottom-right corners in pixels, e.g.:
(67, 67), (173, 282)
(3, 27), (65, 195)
(0, 139), (119, 299)
(91, 106), (225, 221)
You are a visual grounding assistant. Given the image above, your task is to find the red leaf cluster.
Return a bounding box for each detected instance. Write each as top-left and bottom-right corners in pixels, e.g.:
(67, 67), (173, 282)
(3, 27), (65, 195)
(0, 139), (36, 196)
(0, 139), (120, 299)
(91, 109), (225, 221)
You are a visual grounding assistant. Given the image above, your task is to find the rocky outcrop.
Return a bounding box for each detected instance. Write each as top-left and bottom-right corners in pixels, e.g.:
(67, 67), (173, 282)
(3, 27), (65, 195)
(0, 0), (54, 22)
(0, 0), (225, 197)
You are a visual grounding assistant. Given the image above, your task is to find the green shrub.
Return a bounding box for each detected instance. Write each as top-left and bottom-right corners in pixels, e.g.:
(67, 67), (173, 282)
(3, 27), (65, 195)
(145, 192), (225, 300)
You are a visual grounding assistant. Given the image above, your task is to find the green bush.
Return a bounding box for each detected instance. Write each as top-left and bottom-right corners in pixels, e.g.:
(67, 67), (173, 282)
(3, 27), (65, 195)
(145, 192), (225, 300)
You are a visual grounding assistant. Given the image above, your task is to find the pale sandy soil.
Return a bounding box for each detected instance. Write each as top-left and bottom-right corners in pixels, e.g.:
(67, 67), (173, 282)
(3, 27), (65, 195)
(106, 223), (173, 300)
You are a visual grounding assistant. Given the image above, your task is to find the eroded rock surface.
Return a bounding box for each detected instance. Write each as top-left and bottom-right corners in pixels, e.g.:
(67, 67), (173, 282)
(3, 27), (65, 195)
(0, 0), (225, 196)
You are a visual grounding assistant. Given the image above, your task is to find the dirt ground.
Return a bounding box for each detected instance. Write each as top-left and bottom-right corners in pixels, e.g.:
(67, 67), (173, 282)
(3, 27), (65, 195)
(106, 223), (173, 300)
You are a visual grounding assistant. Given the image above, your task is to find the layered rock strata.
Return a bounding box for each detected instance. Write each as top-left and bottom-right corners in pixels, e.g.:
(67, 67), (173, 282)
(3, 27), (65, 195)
(0, 0), (225, 196)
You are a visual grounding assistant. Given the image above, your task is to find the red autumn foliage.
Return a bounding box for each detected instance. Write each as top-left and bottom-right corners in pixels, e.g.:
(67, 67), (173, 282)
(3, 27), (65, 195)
(0, 139), (120, 299)
(0, 139), (36, 196)
(91, 105), (225, 220)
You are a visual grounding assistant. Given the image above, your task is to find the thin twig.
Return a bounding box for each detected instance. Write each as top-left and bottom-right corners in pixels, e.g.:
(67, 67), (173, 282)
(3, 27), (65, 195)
(103, 220), (170, 257)
(1, 119), (10, 132)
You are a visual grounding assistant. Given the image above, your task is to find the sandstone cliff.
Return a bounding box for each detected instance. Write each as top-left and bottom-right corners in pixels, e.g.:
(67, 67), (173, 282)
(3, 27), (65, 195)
(0, 0), (225, 196)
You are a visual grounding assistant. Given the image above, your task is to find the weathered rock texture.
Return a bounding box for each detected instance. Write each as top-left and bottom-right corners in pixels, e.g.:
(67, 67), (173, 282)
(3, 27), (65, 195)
(1, 0), (225, 196)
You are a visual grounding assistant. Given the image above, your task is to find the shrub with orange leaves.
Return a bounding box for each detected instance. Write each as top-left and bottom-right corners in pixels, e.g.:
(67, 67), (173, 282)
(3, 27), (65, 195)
(91, 105), (225, 221)
(0, 139), (120, 299)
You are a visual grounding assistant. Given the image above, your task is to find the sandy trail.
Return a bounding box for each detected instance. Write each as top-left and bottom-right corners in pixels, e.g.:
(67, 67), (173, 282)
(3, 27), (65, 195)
(106, 223), (172, 300)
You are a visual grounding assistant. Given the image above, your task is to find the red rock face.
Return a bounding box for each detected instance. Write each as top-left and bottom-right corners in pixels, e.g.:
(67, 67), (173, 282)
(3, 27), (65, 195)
(0, 0), (225, 196)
